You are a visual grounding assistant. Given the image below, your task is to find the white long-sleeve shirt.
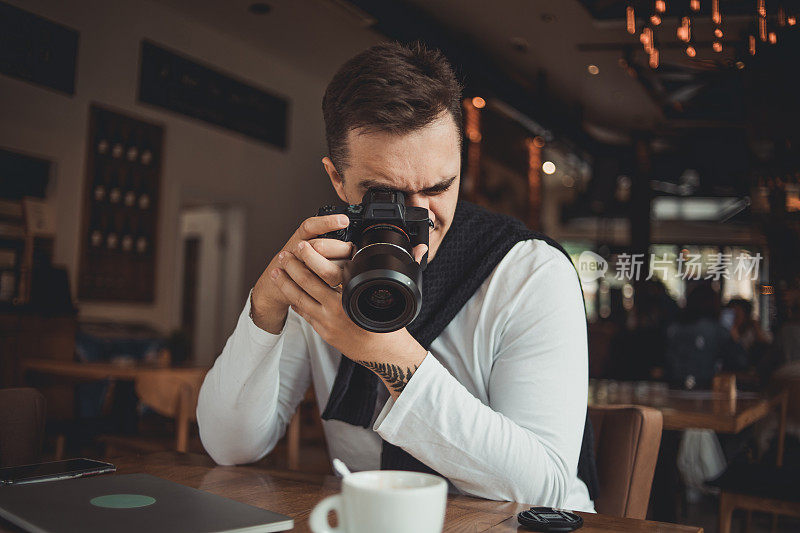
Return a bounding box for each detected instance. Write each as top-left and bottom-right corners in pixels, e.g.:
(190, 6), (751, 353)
(196, 239), (594, 511)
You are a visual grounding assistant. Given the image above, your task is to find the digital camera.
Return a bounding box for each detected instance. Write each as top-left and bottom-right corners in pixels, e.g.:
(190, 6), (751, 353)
(317, 190), (431, 333)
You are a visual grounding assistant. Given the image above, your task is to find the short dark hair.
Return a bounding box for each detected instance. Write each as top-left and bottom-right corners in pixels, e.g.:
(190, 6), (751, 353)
(322, 41), (463, 173)
(728, 298), (753, 316)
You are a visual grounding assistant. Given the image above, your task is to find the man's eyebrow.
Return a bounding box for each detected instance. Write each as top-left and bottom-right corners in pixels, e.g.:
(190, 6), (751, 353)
(420, 175), (457, 193)
(356, 175), (457, 195)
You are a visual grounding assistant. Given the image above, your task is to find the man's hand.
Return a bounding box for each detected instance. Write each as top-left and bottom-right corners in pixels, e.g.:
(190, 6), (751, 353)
(271, 239), (428, 398)
(251, 214), (353, 334)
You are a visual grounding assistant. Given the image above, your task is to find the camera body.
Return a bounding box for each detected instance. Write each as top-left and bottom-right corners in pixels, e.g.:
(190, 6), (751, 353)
(318, 190), (430, 267)
(317, 190), (431, 332)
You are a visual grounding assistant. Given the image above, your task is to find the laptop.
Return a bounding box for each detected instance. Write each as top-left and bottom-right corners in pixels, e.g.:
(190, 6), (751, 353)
(0, 473), (293, 533)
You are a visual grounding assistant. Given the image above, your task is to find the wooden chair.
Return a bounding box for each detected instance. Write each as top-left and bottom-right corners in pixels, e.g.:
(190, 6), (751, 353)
(101, 368), (207, 456)
(714, 374), (795, 533)
(0, 388), (46, 467)
(589, 405), (663, 519)
(285, 387), (321, 470)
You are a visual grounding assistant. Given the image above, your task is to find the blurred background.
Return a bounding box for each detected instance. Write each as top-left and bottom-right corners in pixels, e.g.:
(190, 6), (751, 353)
(1, 1), (800, 531)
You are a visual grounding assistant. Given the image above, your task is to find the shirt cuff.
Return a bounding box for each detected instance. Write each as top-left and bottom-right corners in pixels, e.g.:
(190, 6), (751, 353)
(244, 289), (285, 349)
(373, 352), (444, 438)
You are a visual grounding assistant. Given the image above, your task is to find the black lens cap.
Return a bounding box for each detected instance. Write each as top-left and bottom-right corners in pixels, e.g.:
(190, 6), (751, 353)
(517, 507), (583, 531)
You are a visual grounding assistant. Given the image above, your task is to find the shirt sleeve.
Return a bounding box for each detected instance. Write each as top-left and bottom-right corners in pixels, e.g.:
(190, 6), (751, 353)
(196, 291), (312, 465)
(373, 242), (589, 507)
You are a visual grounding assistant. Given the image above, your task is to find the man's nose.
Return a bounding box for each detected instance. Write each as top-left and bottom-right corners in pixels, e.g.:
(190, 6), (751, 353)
(405, 194), (435, 227)
(405, 194), (430, 211)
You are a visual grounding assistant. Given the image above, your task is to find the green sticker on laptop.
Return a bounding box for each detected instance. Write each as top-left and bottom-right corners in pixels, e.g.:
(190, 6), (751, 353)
(90, 494), (156, 509)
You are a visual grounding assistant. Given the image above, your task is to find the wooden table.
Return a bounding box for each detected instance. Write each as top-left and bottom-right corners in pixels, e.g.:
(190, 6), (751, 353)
(589, 388), (786, 433)
(19, 358), (205, 382)
(0, 452), (704, 533)
(591, 386), (789, 524)
(20, 359), (208, 453)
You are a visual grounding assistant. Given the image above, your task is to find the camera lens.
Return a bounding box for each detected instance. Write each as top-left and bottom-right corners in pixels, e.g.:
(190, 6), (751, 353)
(358, 285), (405, 323)
(367, 288), (394, 309)
(341, 224), (422, 333)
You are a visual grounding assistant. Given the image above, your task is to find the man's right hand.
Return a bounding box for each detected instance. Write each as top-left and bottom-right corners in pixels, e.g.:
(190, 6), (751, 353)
(250, 214), (354, 334)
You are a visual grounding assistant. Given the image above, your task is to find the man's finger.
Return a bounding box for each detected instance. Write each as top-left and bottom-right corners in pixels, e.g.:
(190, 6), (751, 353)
(295, 214), (350, 241)
(294, 240), (344, 288)
(308, 238), (354, 260)
(413, 243), (429, 264)
(270, 266), (322, 319)
(280, 251), (334, 304)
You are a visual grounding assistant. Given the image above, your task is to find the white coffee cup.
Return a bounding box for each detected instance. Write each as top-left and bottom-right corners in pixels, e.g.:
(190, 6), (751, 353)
(309, 470), (447, 533)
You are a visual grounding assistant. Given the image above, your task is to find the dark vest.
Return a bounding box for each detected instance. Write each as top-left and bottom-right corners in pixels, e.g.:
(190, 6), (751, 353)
(321, 200), (599, 499)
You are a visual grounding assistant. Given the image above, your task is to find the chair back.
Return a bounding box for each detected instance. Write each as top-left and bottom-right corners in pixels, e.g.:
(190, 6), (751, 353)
(0, 388), (46, 467)
(588, 405), (663, 519)
(773, 364), (800, 429)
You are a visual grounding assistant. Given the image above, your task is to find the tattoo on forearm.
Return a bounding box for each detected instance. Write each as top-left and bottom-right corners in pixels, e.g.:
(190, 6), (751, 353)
(357, 361), (418, 393)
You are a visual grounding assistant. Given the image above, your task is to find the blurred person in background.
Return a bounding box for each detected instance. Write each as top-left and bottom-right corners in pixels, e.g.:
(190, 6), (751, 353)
(664, 283), (747, 390)
(725, 298), (771, 367)
(609, 279), (679, 381)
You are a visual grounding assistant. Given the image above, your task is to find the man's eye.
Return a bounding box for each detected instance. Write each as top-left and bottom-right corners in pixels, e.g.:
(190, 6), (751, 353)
(425, 186), (451, 196)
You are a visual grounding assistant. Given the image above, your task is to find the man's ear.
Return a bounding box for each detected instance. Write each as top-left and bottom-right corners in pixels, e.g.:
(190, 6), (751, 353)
(322, 157), (349, 203)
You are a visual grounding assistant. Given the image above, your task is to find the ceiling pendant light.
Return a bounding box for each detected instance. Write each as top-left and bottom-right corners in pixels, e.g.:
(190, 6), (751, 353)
(640, 27), (654, 54)
(686, 45), (697, 57)
(649, 48), (660, 68)
(691, 0), (700, 11)
(656, 0), (667, 13)
(714, 28), (723, 38)
(626, 4), (636, 34)
(712, 0), (721, 24)
(651, 14), (662, 25)
(758, 0), (766, 18)
(749, 34), (757, 55)
(759, 15), (768, 41)
(769, 31), (777, 44)
(713, 41), (722, 52)
(789, 15), (797, 26)
(678, 16), (691, 42)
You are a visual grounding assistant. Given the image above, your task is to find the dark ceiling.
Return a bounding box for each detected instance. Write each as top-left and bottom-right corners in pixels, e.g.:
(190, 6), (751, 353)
(353, 0), (800, 195)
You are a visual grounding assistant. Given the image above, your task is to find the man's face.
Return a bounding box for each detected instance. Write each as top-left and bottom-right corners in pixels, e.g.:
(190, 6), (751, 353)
(323, 112), (461, 261)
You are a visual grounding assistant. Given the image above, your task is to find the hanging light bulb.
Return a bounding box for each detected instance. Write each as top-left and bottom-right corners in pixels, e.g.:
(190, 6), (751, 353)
(640, 27), (654, 54)
(626, 4), (636, 34)
(691, 0), (700, 11)
(649, 48), (660, 68)
(758, 0), (766, 18)
(759, 16), (767, 41)
(678, 16), (691, 42)
(655, 0), (666, 13)
(712, 0), (721, 24)
(769, 31), (777, 44)
(749, 34), (757, 55)
(789, 16), (798, 26)
(714, 27), (723, 38)
(713, 41), (722, 52)
(650, 14), (662, 25)
(686, 45), (697, 57)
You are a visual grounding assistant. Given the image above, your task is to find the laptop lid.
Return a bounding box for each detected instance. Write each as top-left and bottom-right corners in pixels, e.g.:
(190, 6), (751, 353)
(0, 473), (293, 533)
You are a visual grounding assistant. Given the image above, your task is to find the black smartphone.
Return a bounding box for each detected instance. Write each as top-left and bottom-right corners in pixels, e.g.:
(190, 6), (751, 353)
(0, 458), (116, 485)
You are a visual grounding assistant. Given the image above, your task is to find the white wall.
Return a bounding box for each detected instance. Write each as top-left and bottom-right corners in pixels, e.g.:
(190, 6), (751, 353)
(0, 0), (379, 337)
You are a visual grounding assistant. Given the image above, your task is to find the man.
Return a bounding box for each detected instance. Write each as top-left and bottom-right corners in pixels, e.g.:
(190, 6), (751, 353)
(197, 42), (594, 511)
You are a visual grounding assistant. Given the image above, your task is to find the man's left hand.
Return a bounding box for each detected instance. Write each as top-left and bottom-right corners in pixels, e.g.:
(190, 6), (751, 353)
(271, 240), (428, 397)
